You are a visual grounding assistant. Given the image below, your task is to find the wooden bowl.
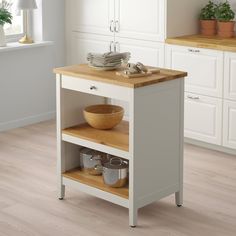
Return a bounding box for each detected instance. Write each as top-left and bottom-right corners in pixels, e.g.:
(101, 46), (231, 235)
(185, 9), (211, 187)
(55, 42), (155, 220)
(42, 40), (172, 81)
(83, 104), (124, 130)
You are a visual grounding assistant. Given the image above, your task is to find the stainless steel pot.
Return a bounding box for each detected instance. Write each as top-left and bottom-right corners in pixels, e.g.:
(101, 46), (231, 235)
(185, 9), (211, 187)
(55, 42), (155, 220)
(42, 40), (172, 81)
(103, 157), (128, 188)
(80, 148), (103, 175)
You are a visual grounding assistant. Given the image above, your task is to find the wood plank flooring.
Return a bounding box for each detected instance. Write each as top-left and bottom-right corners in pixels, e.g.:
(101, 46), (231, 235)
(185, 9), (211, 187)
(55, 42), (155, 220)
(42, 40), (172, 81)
(0, 120), (236, 236)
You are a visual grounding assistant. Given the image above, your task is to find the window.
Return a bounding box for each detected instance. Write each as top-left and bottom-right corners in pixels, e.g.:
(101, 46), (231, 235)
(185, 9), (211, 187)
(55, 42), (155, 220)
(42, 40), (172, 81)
(2, 1), (25, 42)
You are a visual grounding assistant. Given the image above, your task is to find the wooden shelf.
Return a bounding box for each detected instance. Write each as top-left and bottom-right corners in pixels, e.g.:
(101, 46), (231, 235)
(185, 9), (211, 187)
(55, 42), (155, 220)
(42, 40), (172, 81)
(62, 121), (129, 152)
(63, 168), (129, 199)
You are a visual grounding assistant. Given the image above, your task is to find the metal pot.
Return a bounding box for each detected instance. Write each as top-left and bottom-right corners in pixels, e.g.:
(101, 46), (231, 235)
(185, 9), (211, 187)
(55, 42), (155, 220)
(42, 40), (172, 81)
(80, 148), (103, 175)
(103, 157), (129, 188)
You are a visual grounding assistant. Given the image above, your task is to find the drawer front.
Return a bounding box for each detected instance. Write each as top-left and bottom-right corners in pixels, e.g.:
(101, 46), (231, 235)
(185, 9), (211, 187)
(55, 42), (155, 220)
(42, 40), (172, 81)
(61, 75), (132, 102)
(184, 92), (222, 145)
(166, 45), (223, 97)
(224, 52), (236, 101)
(223, 100), (236, 149)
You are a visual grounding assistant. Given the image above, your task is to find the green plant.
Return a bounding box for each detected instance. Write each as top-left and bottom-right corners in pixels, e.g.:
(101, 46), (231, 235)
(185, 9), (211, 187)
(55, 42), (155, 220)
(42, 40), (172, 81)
(199, 1), (217, 20)
(215, 1), (235, 22)
(0, 0), (12, 26)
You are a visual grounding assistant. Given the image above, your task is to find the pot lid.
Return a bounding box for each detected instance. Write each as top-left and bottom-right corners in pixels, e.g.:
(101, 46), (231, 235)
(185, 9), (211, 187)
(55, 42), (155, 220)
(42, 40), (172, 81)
(103, 157), (128, 169)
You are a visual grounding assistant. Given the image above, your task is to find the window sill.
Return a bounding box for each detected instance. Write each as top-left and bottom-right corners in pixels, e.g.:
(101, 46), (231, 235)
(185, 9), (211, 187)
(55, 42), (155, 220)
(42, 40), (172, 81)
(0, 41), (54, 53)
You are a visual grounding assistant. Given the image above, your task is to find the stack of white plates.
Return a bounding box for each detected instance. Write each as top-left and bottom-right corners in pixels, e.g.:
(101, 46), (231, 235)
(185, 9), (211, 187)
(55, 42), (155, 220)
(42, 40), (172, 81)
(87, 52), (130, 70)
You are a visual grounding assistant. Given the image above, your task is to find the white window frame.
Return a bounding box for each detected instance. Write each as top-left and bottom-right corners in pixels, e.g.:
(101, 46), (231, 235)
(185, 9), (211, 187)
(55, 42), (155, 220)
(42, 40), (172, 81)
(5, 10), (26, 43)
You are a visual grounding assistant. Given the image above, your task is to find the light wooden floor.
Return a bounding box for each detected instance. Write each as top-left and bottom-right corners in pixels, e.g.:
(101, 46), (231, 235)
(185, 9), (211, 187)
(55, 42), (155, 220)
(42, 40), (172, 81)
(0, 120), (236, 236)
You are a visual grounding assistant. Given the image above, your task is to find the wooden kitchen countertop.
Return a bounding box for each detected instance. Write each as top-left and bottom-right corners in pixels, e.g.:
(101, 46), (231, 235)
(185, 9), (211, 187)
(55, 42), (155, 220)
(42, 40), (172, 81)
(54, 64), (187, 88)
(166, 34), (236, 52)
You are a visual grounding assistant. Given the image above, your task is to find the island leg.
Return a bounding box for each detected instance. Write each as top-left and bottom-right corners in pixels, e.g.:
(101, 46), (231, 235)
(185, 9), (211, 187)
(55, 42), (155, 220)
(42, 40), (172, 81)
(176, 78), (184, 208)
(58, 184), (65, 200)
(175, 190), (183, 207)
(129, 207), (138, 228)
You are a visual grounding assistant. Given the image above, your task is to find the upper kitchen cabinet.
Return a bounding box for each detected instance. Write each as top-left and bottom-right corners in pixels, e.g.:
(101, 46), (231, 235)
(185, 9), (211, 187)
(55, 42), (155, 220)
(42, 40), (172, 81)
(224, 52), (236, 101)
(166, 45), (224, 98)
(114, 0), (165, 42)
(66, 0), (209, 42)
(114, 0), (209, 42)
(66, 0), (115, 36)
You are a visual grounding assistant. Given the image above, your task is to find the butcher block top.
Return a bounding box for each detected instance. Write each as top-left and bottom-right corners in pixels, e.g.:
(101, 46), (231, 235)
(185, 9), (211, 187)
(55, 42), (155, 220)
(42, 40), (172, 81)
(54, 64), (187, 89)
(166, 34), (236, 52)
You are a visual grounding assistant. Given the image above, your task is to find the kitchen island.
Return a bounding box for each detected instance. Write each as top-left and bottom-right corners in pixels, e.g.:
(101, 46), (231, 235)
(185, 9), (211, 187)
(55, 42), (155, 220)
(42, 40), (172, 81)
(54, 64), (187, 227)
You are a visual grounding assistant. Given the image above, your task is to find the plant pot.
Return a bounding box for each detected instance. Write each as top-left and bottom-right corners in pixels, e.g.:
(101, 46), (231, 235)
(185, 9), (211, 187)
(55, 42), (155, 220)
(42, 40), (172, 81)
(217, 21), (235, 38)
(0, 25), (6, 47)
(200, 20), (217, 36)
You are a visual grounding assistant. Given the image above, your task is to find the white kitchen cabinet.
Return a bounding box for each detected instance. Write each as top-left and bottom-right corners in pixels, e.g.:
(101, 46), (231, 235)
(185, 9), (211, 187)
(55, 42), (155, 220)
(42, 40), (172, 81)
(184, 92), (222, 145)
(66, 0), (115, 36)
(223, 100), (236, 149)
(224, 52), (236, 101)
(114, 0), (165, 42)
(166, 45), (224, 98)
(115, 38), (165, 67)
(67, 33), (113, 65)
(66, 0), (208, 43)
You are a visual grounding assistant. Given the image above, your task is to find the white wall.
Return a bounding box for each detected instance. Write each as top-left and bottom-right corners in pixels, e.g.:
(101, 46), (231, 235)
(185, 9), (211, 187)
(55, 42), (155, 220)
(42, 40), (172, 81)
(0, 0), (65, 132)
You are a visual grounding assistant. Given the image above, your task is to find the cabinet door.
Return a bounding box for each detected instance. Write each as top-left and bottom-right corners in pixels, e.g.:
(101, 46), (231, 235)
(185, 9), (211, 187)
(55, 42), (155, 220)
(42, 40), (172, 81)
(67, 32), (113, 65)
(184, 93), (222, 145)
(66, 0), (115, 36)
(115, 0), (165, 42)
(115, 38), (165, 67)
(224, 52), (236, 101)
(166, 45), (224, 97)
(223, 100), (236, 149)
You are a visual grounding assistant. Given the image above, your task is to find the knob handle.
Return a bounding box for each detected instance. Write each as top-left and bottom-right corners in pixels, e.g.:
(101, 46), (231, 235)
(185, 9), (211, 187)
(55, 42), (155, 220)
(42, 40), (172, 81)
(90, 86), (97, 90)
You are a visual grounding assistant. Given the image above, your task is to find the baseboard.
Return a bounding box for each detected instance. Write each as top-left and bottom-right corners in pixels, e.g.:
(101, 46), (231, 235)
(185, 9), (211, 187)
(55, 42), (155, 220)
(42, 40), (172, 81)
(0, 111), (56, 132)
(185, 138), (236, 156)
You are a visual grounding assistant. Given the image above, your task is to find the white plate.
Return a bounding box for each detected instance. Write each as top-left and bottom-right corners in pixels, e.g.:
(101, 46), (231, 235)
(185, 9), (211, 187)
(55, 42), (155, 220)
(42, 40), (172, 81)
(89, 64), (121, 71)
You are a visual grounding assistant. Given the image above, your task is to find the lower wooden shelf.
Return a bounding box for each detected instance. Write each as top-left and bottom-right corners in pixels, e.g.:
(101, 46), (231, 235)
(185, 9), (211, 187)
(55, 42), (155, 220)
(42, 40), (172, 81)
(63, 168), (129, 199)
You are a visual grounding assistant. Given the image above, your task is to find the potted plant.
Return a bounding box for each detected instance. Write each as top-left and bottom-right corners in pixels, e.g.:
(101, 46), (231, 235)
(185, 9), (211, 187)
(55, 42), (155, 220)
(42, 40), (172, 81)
(215, 1), (235, 38)
(199, 1), (217, 36)
(0, 0), (12, 47)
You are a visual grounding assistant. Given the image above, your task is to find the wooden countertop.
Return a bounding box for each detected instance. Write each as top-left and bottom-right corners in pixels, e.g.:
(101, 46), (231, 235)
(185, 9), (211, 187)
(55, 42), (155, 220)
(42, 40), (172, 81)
(166, 34), (236, 52)
(54, 64), (187, 88)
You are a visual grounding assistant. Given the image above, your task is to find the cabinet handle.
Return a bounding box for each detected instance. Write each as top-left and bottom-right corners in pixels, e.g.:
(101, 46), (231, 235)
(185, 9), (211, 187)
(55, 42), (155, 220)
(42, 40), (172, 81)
(109, 20), (114, 32)
(187, 95), (200, 100)
(90, 86), (97, 91)
(114, 42), (119, 52)
(188, 49), (200, 53)
(109, 41), (114, 52)
(114, 20), (119, 32)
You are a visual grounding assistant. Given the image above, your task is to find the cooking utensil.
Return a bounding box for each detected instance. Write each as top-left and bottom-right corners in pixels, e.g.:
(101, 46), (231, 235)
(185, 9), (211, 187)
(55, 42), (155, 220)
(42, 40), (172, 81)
(116, 68), (160, 78)
(80, 148), (103, 175)
(83, 104), (124, 130)
(103, 157), (129, 188)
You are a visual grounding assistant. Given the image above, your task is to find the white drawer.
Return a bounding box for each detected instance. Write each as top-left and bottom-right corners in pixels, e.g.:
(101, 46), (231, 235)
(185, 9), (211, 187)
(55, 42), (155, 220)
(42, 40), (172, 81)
(184, 92), (222, 145)
(166, 45), (223, 97)
(61, 75), (132, 102)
